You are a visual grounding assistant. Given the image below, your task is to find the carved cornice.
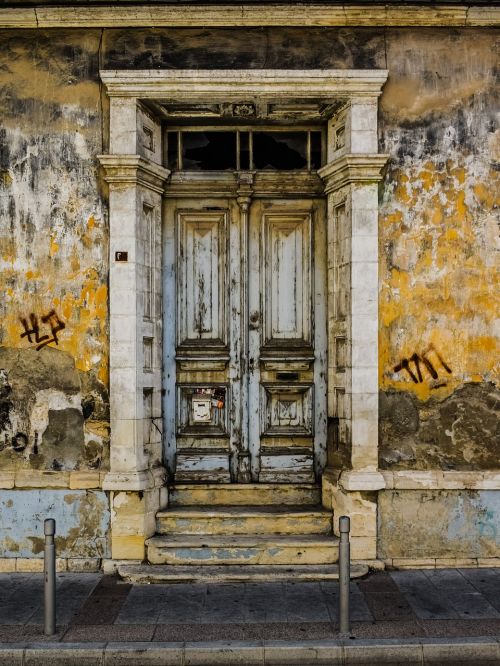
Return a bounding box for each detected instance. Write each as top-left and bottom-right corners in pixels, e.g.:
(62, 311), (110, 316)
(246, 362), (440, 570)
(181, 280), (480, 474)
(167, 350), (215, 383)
(100, 69), (389, 100)
(97, 155), (170, 194)
(318, 153), (389, 193)
(1, 5), (498, 29)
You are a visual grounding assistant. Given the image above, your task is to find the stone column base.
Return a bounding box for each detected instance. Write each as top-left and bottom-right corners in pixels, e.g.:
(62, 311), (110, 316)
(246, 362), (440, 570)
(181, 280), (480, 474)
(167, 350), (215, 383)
(323, 469), (385, 561)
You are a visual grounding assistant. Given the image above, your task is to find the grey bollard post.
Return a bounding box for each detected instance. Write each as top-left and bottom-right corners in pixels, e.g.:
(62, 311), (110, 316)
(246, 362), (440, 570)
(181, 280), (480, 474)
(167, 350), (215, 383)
(338, 515), (350, 636)
(44, 518), (56, 636)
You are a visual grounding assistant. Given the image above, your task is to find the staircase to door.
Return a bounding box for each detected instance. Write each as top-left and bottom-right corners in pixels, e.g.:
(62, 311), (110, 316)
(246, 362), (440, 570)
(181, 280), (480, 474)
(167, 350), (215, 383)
(118, 483), (355, 583)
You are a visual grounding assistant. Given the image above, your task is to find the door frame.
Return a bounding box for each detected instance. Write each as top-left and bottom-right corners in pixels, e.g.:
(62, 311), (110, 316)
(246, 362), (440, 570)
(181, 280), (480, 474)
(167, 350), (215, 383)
(97, 69), (389, 556)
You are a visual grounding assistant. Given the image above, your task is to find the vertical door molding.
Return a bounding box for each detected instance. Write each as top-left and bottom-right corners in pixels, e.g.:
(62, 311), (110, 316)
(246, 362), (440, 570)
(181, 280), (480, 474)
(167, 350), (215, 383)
(319, 96), (389, 489)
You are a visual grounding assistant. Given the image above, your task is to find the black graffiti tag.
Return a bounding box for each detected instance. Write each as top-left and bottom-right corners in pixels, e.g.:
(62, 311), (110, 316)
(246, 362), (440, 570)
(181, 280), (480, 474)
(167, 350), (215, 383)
(394, 344), (452, 385)
(20, 310), (66, 350)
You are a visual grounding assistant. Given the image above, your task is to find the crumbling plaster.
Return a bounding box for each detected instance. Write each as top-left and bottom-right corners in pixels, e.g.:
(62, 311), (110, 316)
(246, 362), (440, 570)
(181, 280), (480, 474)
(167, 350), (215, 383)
(0, 25), (498, 562)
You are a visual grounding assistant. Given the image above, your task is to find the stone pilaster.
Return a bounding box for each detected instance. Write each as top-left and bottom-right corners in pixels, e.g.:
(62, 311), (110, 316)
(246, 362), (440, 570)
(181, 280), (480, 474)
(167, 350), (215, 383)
(98, 149), (169, 559)
(319, 98), (388, 559)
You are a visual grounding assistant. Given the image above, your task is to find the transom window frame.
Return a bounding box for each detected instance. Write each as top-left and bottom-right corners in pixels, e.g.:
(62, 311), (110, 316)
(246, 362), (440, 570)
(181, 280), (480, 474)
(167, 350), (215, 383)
(164, 124), (326, 172)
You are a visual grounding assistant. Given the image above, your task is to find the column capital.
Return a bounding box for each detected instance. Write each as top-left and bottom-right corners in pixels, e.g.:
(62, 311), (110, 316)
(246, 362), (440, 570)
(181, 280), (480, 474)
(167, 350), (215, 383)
(97, 154), (170, 194)
(319, 153), (389, 193)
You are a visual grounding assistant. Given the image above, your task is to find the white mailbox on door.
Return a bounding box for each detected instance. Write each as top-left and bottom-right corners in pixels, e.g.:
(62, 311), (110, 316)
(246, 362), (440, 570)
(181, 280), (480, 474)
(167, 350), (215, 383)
(192, 396), (212, 423)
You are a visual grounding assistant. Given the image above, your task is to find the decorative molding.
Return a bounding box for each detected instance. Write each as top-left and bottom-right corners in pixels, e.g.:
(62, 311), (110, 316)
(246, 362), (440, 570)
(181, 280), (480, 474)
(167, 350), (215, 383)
(97, 155), (170, 194)
(100, 69), (389, 100)
(1, 5), (499, 29)
(102, 467), (166, 491)
(0, 470), (104, 489)
(339, 470), (387, 491)
(319, 153), (390, 192)
(385, 557), (500, 570)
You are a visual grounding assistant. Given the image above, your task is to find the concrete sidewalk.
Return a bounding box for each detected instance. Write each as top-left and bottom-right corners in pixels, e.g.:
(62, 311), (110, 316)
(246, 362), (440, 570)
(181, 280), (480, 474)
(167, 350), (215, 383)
(1, 568), (500, 663)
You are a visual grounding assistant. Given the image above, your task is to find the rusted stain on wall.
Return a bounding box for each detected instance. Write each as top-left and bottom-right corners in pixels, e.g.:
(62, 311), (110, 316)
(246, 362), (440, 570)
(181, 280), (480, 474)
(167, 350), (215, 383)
(379, 29), (499, 468)
(0, 30), (109, 470)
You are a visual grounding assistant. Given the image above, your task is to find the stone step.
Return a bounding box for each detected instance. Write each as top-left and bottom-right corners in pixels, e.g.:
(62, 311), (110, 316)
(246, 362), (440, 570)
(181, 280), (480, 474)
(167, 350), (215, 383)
(168, 483), (321, 507)
(118, 563), (368, 584)
(146, 534), (339, 566)
(156, 505), (332, 536)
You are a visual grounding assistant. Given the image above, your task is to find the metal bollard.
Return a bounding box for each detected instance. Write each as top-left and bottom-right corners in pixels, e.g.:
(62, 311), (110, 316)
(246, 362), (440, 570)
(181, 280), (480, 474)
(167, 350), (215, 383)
(338, 515), (350, 636)
(44, 518), (56, 636)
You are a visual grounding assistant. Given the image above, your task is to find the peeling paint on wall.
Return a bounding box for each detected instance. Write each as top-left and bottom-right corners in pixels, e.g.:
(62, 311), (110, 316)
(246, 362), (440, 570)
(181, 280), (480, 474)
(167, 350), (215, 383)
(378, 28), (499, 469)
(0, 26), (498, 486)
(0, 489), (110, 558)
(379, 489), (500, 559)
(0, 31), (109, 471)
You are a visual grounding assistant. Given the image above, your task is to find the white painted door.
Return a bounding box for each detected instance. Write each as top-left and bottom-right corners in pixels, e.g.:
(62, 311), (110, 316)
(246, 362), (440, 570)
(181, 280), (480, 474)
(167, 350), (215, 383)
(163, 182), (327, 483)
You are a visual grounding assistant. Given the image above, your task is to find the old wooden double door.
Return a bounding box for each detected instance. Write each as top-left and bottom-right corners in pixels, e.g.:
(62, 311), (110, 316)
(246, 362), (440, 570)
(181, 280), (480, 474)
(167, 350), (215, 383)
(163, 173), (327, 484)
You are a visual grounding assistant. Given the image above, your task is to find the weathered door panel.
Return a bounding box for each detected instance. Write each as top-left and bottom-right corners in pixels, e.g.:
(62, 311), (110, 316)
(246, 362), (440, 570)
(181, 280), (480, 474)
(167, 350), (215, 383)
(164, 199), (239, 482)
(248, 199), (327, 483)
(164, 190), (327, 484)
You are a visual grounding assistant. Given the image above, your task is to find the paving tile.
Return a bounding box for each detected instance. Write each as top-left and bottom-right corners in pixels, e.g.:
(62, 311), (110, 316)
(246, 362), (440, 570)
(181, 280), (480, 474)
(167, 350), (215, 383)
(115, 587), (172, 625)
(285, 582), (331, 623)
(202, 585), (249, 624)
(71, 576), (131, 625)
(320, 582), (373, 622)
(244, 583), (288, 623)
(157, 593), (206, 624)
(0, 573), (35, 602)
(389, 570), (459, 619)
(28, 574), (102, 625)
(458, 568), (500, 612)
(360, 591), (416, 622)
(423, 569), (500, 619)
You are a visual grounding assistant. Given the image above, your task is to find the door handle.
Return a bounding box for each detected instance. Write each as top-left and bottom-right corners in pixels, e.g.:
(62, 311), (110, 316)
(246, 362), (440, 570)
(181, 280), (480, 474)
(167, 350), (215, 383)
(249, 311), (260, 330)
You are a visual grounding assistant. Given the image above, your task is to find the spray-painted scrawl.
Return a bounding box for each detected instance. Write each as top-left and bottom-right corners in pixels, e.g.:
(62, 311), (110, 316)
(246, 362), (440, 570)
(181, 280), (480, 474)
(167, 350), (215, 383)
(20, 310), (66, 350)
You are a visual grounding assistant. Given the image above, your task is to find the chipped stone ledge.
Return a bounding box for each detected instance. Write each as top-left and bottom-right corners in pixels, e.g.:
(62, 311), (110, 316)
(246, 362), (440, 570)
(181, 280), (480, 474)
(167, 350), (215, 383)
(381, 470), (500, 490)
(384, 557), (500, 570)
(0, 5), (499, 29)
(102, 467), (166, 491)
(0, 557), (102, 573)
(0, 470), (104, 490)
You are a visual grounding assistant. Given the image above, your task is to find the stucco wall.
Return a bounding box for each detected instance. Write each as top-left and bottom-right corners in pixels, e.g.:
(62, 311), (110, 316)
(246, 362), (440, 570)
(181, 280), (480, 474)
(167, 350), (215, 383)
(379, 489), (500, 560)
(0, 26), (498, 560)
(0, 489), (110, 559)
